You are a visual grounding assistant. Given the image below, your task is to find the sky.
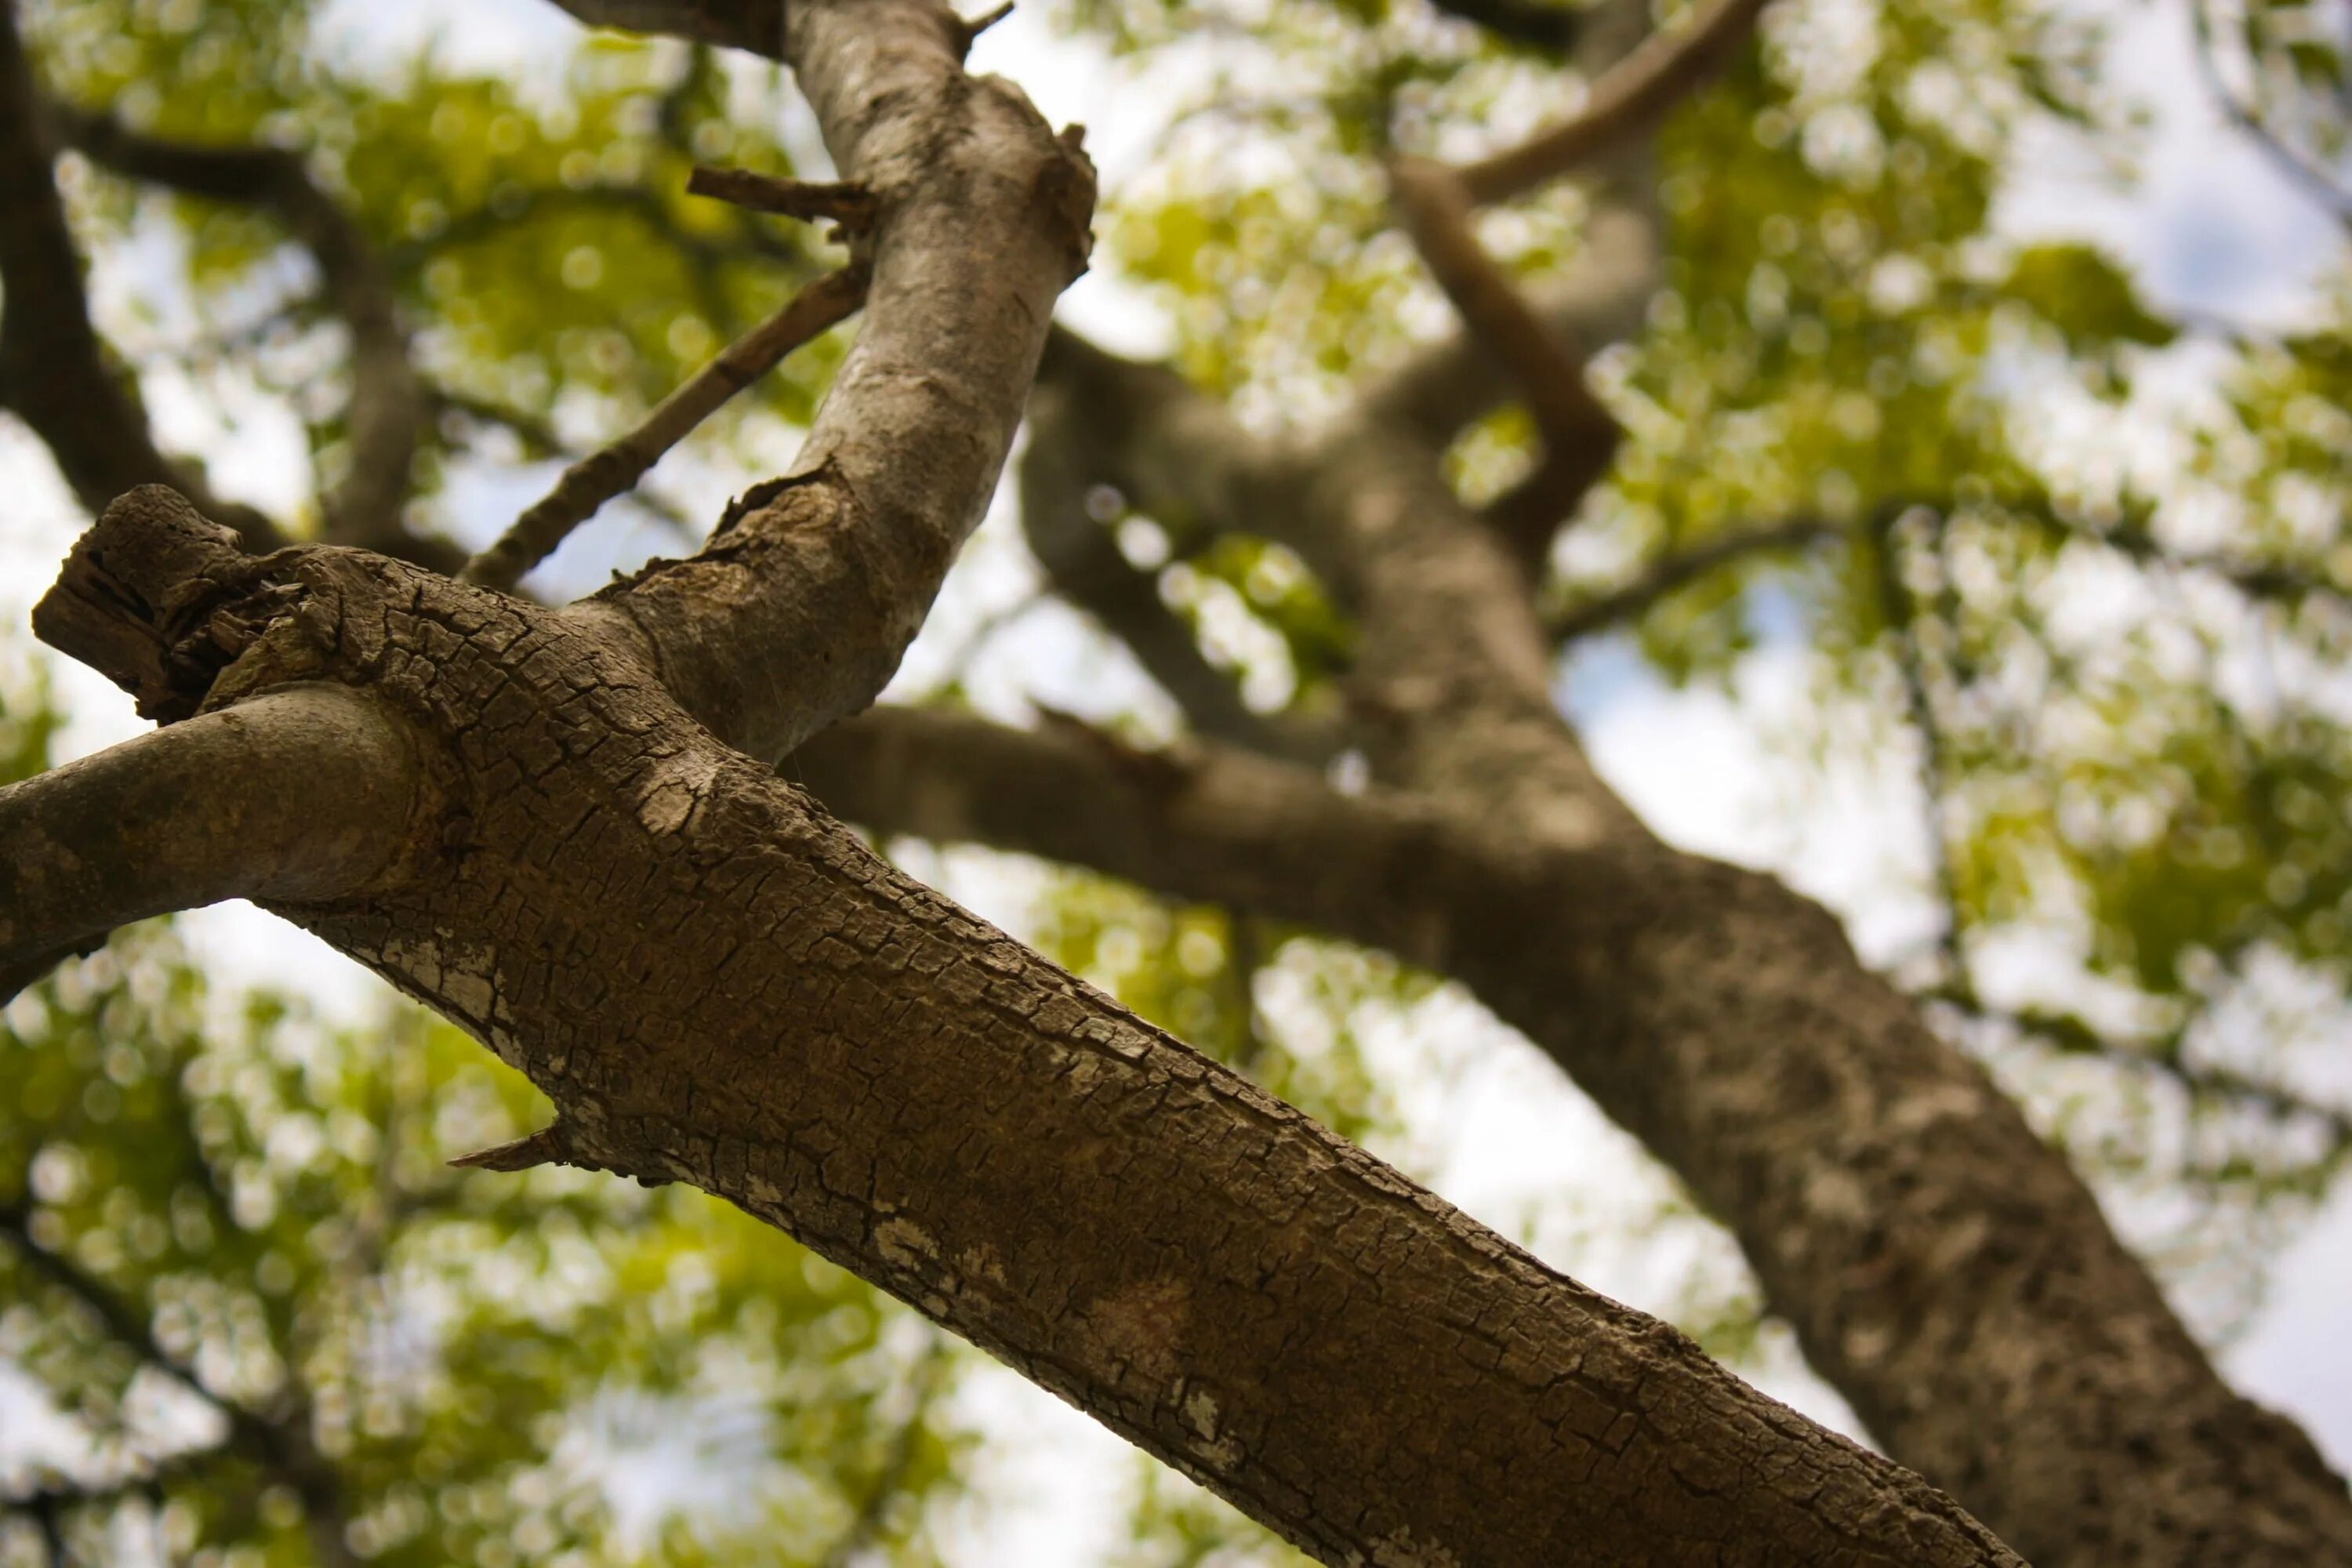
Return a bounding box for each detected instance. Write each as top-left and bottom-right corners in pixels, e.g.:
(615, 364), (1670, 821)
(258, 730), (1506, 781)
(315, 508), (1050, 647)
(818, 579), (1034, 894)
(2, 0), (2350, 1560)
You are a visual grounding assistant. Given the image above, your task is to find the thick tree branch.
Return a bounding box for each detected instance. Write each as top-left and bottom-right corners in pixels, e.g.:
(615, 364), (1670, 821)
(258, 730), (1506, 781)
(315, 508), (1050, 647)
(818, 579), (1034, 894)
(0, 492), (420, 1000)
(0, 3), (281, 549)
(23, 490), (2020, 1566)
(0, 677), (417, 1002)
(1024, 328), (2352, 1566)
(463, 263), (870, 591)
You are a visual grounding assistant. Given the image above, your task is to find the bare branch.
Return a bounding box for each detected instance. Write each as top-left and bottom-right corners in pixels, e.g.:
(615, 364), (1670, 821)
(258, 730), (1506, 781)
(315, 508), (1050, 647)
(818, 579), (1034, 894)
(1356, 205), (1657, 448)
(1390, 157), (1618, 462)
(1456, 0), (1773, 205)
(0, 5), (282, 549)
(1, 489), (420, 999)
(1011, 325), (2352, 1562)
(2188, 0), (2352, 234)
(686, 165), (878, 231)
(461, 264), (870, 592)
(1546, 514), (1839, 639)
(0, 682), (419, 1000)
(958, 0), (1017, 46)
(583, 0), (1097, 762)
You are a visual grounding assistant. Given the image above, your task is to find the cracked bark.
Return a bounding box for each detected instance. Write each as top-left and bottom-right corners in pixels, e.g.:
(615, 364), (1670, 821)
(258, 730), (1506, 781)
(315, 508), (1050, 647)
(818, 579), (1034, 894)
(0, 0), (2038, 1558)
(971, 330), (2352, 1567)
(0, 0), (2336, 1561)
(16, 485), (2018, 1568)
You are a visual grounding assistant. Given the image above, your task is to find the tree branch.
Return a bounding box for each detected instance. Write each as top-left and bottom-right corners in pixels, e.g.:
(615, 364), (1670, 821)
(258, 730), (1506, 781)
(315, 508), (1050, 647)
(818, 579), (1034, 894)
(1388, 153), (1620, 550)
(579, 0), (1097, 762)
(1015, 325), (2352, 1563)
(2187, 0), (2352, 234)
(1455, 0), (1774, 205)
(1020, 355), (1341, 763)
(1, 491), (420, 1000)
(1547, 514), (1840, 639)
(0, 1206), (358, 1567)
(45, 104), (446, 564)
(462, 263), (870, 592)
(0, 3), (282, 549)
(1427, 0), (1583, 53)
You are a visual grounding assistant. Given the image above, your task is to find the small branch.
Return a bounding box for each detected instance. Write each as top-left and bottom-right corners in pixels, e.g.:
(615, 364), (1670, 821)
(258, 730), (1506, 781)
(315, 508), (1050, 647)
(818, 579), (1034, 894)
(814, 1333), (954, 1568)
(1545, 514), (1838, 639)
(686, 165), (877, 232)
(2188, 0), (2352, 234)
(1875, 506), (1969, 988)
(0, 1199), (362, 1567)
(1927, 988), (2352, 1149)
(431, 387), (703, 543)
(461, 264), (869, 592)
(1427, 0), (1583, 53)
(1455, 0), (1774, 205)
(958, 0), (1016, 48)
(1389, 154), (1617, 466)
(1022, 379), (1340, 764)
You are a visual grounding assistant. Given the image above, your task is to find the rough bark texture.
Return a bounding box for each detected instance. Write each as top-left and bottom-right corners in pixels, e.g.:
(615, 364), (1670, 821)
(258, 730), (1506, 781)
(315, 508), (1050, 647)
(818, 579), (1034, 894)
(877, 331), (2352, 1568)
(4, 0), (2348, 1560)
(593, 0), (1094, 762)
(32, 485), (2027, 1568)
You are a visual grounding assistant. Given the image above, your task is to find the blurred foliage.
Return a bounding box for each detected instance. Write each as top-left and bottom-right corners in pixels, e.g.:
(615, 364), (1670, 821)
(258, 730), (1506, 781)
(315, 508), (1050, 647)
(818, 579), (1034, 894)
(1, 683), (964, 1563)
(24, 0), (840, 558)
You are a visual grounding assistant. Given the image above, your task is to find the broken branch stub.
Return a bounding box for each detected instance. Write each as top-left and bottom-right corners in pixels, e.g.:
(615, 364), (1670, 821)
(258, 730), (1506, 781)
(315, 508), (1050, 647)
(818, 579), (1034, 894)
(686, 165), (880, 233)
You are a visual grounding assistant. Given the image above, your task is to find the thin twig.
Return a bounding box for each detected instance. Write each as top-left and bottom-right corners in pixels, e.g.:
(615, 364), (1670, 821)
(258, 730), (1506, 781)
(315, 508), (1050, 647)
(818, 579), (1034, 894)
(814, 1334), (954, 1568)
(1455, 0), (1774, 205)
(1875, 506), (1970, 989)
(685, 165), (877, 232)
(959, 1), (1016, 48)
(2188, 0), (2352, 234)
(1927, 988), (2352, 1148)
(1545, 515), (1839, 639)
(462, 264), (870, 591)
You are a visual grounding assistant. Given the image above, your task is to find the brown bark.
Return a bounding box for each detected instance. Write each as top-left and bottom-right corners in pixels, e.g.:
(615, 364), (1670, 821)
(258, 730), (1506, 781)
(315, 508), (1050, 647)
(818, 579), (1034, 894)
(20, 487), (2022, 1568)
(972, 329), (2352, 1567)
(0, 0), (2338, 1562)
